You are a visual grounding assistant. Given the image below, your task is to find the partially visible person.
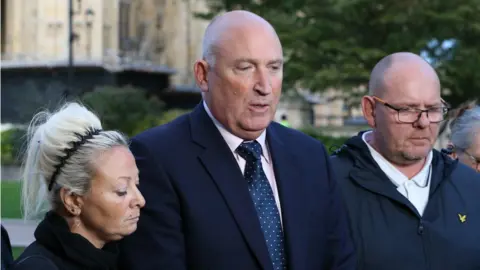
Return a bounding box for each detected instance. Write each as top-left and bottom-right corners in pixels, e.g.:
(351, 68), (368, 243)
(10, 102), (145, 270)
(1, 225), (14, 270)
(280, 114), (290, 127)
(437, 99), (477, 145)
(441, 102), (480, 172)
(331, 52), (480, 270)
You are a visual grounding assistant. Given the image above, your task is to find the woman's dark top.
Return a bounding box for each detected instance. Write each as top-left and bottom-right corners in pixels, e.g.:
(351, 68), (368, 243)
(10, 211), (119, 270)
(1, 224), (14, 269)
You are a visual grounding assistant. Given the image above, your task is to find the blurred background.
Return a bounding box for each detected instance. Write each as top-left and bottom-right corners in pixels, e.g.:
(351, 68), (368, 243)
(1, 0), (479, 257)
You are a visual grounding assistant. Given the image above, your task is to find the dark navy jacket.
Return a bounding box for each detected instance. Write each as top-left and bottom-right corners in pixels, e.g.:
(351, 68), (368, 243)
(330, 132), (480, 270)
(118, 103), (356, 270)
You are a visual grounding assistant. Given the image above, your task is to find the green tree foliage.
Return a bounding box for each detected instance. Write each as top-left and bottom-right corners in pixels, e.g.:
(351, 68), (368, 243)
(81, 85), (165, 137)
(300, 127), (350, 154)
(130, 108), (192, 136)
(1, 128), (26, 165)
(198, 0), (480, 106)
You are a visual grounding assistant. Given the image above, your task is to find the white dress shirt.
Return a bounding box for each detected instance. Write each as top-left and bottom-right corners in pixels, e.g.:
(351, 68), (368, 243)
(203, 102), (283, 222)
(362, 131), (432, 216)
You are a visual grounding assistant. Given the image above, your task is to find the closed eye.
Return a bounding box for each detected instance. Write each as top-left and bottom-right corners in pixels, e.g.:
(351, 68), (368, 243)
(398, 107), (416, 112)
(116, 191), (127, 196)
(237, 66), (251, 71)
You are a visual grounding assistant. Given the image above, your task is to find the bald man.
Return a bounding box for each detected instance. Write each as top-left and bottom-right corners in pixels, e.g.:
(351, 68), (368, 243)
(119, 10), (355, 270)
(330, 52), (480, 270)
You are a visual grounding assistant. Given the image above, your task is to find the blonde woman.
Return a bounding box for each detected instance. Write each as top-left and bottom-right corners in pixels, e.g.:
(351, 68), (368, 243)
(11, 103), (145, 270)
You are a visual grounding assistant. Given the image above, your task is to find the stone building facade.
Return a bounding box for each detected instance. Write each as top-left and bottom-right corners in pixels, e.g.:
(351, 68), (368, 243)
(1, 0), (209, 85)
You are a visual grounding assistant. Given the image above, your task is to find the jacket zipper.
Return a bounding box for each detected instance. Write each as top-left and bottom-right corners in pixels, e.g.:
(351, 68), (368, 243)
(417, 218), (430, 270)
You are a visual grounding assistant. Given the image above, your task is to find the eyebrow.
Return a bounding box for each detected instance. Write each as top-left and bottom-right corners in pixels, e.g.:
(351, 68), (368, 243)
(268, 59), (284, 65)
(393, 101), (444, 108)
(234, 58), (283, 65)
(117, 175), (140, 182)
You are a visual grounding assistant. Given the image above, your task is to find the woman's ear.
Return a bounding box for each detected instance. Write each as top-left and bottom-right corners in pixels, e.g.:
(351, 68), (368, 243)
(447, 143), (458, 159)
(60, 188), (84, 216)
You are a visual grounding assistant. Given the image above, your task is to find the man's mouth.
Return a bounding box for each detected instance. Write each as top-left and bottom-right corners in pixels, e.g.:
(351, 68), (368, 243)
(249, 103), (270, 112)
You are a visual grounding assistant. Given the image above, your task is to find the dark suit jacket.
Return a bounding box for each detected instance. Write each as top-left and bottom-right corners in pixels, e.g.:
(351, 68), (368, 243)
(119, 104), (355, 270)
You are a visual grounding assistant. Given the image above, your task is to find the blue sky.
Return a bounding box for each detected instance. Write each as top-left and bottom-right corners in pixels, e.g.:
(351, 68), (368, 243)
(421, 39), (456, 64)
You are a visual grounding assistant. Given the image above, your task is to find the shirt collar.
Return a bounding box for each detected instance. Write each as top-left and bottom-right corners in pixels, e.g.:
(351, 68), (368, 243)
(203, 101), (270, 163)
(362, 130), (433, 187)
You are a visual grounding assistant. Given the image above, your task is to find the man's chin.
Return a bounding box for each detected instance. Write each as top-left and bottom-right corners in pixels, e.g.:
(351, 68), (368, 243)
(242, 118), (272, 131)
(401, 149), (431, 162)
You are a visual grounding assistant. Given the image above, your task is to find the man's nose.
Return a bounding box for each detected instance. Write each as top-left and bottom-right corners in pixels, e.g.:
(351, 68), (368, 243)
(254, 69), (272, 95)
(415, 111), (431, 128)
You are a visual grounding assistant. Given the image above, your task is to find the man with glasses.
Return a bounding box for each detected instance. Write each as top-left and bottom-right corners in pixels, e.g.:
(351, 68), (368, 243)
(331, 52), (480, 270)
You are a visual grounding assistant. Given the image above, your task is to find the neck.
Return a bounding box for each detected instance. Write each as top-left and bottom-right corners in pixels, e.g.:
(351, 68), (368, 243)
(368, 132), (427, 179)
(392, 158), (427, 179)
(67, 217), (105, 249)
(234, 129), (264, 141)
(204, 100), (265, 141)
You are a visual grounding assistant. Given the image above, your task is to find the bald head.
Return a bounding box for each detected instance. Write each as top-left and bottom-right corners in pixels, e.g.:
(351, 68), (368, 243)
(202, 10), (280, 66)
(368, 52), (440, 97)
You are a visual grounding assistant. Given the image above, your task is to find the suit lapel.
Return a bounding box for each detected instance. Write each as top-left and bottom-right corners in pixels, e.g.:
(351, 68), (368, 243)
(267, 126), (309, 270)
(189, 104), (273, 270)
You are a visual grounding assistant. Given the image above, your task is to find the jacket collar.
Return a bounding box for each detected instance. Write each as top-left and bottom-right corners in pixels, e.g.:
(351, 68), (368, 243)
(335, 131), (458, 214)
(202, 101), (270, 163)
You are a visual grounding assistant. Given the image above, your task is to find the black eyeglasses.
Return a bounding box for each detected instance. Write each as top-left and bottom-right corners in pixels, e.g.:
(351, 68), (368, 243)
(462, 150), (480, 172)
(372, 96), (449, 124)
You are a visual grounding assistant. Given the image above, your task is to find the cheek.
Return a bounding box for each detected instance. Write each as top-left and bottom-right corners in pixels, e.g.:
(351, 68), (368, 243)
(84, 195), (130, 226)
(103, 198), (132, 223)
(466, 131), (480, 156)
(271, 76), (283, 94)
(429, 124), (440, 135)
(232, 77), (253, 96)
(375, 112), (390, 127)
(224, 81), (251, 109)
(379, 118), (400, 136)
(382, 125), (409, 147)
(213, 76), (249, 102)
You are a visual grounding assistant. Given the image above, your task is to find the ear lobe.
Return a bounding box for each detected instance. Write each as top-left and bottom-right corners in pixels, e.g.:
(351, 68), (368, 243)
(194, 60), (209, 93)
(447, 143), (458, 159)
(361, 96), (376, 128)
(60, 188), (84, 216)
